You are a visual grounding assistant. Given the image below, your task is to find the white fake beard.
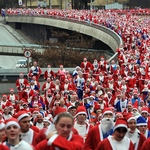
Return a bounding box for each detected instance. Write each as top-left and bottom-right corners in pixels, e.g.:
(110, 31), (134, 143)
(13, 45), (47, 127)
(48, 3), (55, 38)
(48, 68), (51, 72)
(132, 111), (139, 117)
(101, 118), (114, 134)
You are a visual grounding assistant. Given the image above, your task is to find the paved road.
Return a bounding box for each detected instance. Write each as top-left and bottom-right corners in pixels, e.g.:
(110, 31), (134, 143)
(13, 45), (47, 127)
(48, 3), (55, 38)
(0, 25), (26, 68)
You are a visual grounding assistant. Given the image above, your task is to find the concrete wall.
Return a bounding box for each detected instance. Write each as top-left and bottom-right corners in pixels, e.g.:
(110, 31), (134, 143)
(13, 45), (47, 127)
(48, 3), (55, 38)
(6, 15), (122, 53)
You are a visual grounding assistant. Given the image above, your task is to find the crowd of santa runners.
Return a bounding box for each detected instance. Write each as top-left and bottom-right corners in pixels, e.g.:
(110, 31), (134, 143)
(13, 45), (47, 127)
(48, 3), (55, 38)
(1, 8), (150, 150)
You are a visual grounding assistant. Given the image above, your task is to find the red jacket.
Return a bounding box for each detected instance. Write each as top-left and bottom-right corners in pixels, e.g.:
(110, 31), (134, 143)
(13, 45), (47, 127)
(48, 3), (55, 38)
(16, 78), (28, 92)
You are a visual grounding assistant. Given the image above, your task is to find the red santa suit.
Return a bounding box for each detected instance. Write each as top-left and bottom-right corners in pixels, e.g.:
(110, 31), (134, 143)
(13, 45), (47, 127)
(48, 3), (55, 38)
(126, 129), (146, 150)
(42, 82), (55, 96)
(103, 64), (113, 76)
(16, 78), (28, 99)
(7, 94), (18, 108)
(43, 69), (56, 81)
(57, 69), (66, 85)
(128, 64), (137, 73)
(104, 95), (114, 106)
(96, 136), (135, 150)
(99, 60), (106, 71)
(80, 61), (91, 79)
(91, 61), (100, 78)
(45, 95), (55, 110)
(54, 84), (62, 96)
(74, 121), (93, 141)
(35, 133), (84, 150)
(20, 128), (38, 147)
(61, 83), (72, 95)
(141, 134), (150, 149)
(22, 89), (34, 103)
(126, 76), (137, 91)
(113, 69), (122, 82)
(138, 68), (146, 89)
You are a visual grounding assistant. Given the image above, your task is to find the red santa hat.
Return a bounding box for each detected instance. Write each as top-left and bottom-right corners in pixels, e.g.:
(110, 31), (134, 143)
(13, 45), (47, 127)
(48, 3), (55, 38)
(47, 91), (52, 95)
(111, 60), (115, 63)
(9, 88), (14, 92)
(60, 65), (63, 67)
(98, 113), (102, 121)
(33, 103), (39, 107)
(19, 73), (24, 76)
(0, 121), (5, 130)
(2, 94), (7, 98)
(47, 77), (50, 80)
(9, 104), (13, 109)
(38, 103), (43, 108)
(53, 107), (66, 123)
(54, 101), (60, 106)
(15, 111), (29, 122)
(75, 106), (87, 118)
(0, 111), (3, 116)
(83, 94), (89, 99)
(107, 91), (112, 95)
(141, 107), (149, 114)
(139, 99), (144, 103)
(83, 57), (87, 60)
(43, 117), (52, 124)
(127, 101), (133, 107)
(5, 118), (20, 130)
(132, 100), (139, 111)
(47, 65), (51, 67)
(97, 97), (103, 101)
(94, 59), (97, 62)
(113, 117), (128, 131)
(22, 102), (28, 106)
(33, 109), (40, 114)
(32, 76), (36, 79)
(34, 61), (37, 64)
(90, 95), (95, 99)
(20, 98), (26, 102)
(101, 57), (104, 59)
(102, 108), (113, 118)
(117, 92), (122, 97)
(115, 112), (123, 118)
(125, 113), (136, 122)
(34, 90), (39, 94)
(26, 84), (30, 87)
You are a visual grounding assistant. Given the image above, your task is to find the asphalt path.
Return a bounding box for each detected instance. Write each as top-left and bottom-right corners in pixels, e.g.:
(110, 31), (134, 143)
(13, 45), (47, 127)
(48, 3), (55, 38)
(0, 26), (26, 68)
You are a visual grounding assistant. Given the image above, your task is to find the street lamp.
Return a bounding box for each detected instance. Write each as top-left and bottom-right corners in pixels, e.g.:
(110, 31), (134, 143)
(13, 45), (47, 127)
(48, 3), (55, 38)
(49, 0), (52, 9)
(91, 0), (92, 10)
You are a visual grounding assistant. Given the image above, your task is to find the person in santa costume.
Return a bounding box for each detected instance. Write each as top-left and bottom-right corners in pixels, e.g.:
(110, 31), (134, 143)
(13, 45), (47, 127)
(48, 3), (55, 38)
(32, 76), (40, 89)
(136, 116), (150, 139)
(73, 66), (81, 78)
(140, 107), (150, 131)
(106, 79), (117, 95)
(95, 97), (107, 111)
(84, 108), (114, 150)
(61, 79), (72, 96)
(3, 106), (12, 120)
(1, 94), (11, 109)
(131, 91), (141, 106)
(42, 77), (55, 96)
(91, 59), (100, 78)
(104, 91), (115, 107)
(115, 94), (129, 112)
(113, 65), (122, 82)
(125, 113), (146, 150)
(30, 80), (39, 92)
(14, 111), (38, 146)
(34, 113), (44, 130)
(74, 106), (93, 141)
(96, 117), (135, 150)
(43, 65), (56, 81)
(126, 72), (137, 92)
(74, 72), (85, 100)
(53, 79), (62, 96)
(3, 118), (34, 150)
(111, 60), (116, 72)
(104, 60), (114, 77)
(35, 112), (84, 150)
(57, 65), (66, 85)
(80, 57), (91, 80)
(21, 84), (34, 104)
(28, 61), (42, 81)
(44, 91), (55, 111)
(7, 88), (18, 109)
(16, 73), (28, 100)
(99, 57), (106, 71)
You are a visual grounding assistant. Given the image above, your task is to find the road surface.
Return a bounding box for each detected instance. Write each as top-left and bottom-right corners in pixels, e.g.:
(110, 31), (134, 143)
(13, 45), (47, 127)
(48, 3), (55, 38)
(0, 25), (26, 68)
